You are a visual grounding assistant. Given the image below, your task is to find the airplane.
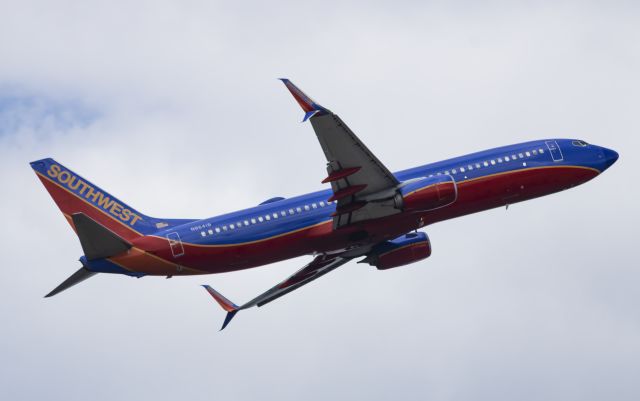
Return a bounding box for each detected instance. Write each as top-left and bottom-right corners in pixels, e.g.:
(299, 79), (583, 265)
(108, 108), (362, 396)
(30, 79), (619, 330)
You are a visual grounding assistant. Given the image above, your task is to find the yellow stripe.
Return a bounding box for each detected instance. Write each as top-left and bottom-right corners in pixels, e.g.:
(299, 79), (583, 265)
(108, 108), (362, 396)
(457, 164), (599, 185)
(149, 219), (333, 248)
(151, 164), (598, 248)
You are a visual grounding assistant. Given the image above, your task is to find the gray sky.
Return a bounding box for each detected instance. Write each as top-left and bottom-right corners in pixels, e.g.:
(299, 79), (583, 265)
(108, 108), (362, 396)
(1, 1), (639, 400)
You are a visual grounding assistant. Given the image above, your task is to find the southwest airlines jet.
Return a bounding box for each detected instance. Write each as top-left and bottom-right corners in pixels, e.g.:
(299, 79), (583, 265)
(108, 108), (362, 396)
(31, 79), (619, 330)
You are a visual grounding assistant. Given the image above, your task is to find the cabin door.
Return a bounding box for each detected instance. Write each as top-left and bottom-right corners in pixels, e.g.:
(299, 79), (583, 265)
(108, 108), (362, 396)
(545, 140), (564, 162)
(166, 232), (185, 258)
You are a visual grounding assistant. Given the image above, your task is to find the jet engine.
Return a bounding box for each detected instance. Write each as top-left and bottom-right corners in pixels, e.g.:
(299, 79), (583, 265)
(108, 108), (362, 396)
(360, 232), (432, 270)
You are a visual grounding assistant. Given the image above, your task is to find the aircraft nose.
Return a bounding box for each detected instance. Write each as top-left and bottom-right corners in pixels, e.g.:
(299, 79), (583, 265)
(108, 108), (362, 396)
(600, 147), (619, 171)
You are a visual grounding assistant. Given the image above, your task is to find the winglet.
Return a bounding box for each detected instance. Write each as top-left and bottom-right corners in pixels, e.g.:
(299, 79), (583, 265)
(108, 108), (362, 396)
(279, 78), (329, 122)
(202, 285), (240, 331)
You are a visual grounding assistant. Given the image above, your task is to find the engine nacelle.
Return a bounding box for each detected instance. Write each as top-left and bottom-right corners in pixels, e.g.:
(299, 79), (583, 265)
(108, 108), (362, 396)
(361, 232), (432, 270)
(400, 175), (457, 212)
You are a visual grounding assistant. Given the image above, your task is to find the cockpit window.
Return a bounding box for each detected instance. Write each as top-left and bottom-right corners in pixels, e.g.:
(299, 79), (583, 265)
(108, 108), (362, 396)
(572, 140), (588, 147)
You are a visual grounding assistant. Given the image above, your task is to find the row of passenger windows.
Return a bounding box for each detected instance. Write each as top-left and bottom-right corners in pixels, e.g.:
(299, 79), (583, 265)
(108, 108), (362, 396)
(199, 200), (332, 237)
(428, 147), (546, 178)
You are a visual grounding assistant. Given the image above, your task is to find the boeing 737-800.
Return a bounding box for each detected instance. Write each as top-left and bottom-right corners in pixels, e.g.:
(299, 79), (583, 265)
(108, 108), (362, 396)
(31, 79), (619, 329)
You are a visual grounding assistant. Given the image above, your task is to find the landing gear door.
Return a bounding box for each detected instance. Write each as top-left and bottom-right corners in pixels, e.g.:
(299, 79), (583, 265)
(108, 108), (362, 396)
(545, 140), (564, 162)
(166, 232), (185, 258)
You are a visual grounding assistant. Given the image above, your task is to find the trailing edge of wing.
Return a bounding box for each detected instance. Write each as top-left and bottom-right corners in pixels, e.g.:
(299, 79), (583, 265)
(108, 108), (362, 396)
(279, 78), (329, 121)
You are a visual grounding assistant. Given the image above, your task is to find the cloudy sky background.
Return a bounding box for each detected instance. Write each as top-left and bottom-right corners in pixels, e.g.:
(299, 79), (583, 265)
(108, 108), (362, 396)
(1, 1), (639, 400)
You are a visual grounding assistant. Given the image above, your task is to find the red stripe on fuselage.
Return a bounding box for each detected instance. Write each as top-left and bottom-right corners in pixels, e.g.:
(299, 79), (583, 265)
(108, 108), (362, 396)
(124, 165), (599, 276)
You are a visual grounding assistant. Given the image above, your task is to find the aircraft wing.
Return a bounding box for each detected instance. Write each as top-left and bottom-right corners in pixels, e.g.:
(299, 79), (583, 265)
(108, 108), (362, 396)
(280, 79), (401, 229)
(203, 254), (351, 330)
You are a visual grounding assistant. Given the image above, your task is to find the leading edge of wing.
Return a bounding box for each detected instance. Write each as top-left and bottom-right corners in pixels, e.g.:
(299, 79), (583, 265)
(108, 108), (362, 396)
(279, 78), (330, 122)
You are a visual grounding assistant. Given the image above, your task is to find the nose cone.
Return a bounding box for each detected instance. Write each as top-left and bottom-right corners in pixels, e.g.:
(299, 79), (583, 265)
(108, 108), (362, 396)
(600, 147), (619, 171)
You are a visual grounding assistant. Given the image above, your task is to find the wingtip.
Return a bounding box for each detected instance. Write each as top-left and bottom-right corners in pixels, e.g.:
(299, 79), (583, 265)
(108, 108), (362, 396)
(202, 284), (239, 312)
(220, 310), (238, 331)
(278, 79), (329, 117)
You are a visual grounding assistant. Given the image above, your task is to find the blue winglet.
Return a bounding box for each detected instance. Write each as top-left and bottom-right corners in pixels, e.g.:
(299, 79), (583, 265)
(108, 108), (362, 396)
(221, 310), (238, 331)
(302, 110), (320, 122)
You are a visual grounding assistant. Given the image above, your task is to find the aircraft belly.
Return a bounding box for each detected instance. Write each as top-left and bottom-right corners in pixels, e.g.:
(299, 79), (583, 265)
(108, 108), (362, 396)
(421, 165), (599, 225)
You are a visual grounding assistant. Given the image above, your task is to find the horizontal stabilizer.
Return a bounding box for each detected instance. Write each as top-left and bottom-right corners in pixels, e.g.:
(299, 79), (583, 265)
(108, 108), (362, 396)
(45, 266), (97, 298)
(72, 213), (132, 260)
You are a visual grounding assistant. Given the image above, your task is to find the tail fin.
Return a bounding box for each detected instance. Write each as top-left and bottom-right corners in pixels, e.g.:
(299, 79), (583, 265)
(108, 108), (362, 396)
(30, 158), (194, 240)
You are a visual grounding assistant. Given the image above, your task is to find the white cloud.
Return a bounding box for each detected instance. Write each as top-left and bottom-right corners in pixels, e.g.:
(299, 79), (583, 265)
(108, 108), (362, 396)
(1, 1), (639, 400)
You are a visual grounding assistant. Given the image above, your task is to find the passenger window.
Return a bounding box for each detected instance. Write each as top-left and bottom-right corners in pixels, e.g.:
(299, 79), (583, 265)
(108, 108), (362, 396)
(445, 170), (450, 175)
(519, 153), (524, 158)
(512, 154), (517, 159)
(258, 217), (263, 222)
(532, 149), (538, 155)
(525, 151), (531, 157)
(490, 160), (496, 165)
(251, 218), (256, 224)
(312, 203), (317, 209)
(320, 201), (325, 207)
(483, 162), (489, 167)
(475, 163), (481, 168)
(230, 224), (235, 229)
(468, 165), (473, 170)
(223, 226), (228, 231)
(460, 167), (465, 172)
(497, 158), (503, 163)
(265, 215), (271, 221)
(208, 229), (213, 235)
(200, 232), (206, 237)
(281, 211), (286, 217)
(296, 207), (302, 213)
(505, 156), (510, 161)
(437, 172), (442, 175)
(452, 169), (457, 174)
(289, 209), (295, 215)
(215, 227), (221, 233)
(244, 220), (249, 226)
(304, 205), (310, 211)
(539, 148), (544, 153)
(272, 213), (278, 219)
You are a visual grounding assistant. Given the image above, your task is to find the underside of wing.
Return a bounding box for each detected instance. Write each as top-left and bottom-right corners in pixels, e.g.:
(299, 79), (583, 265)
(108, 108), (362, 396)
(280, 79), (402, 229)
(203, 254), (352, 330)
